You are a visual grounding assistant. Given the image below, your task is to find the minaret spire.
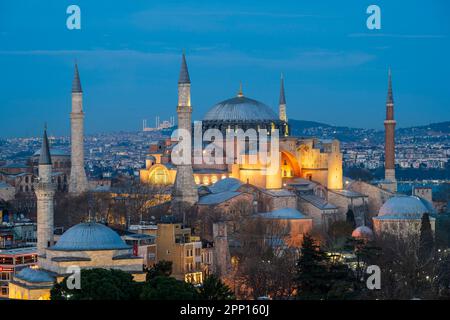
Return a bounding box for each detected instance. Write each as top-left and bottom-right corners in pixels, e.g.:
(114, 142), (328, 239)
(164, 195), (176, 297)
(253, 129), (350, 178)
(386, 67), (394, 108)
(383, 67), (397, 192)
(72, 62), (82, 93)
(279, 73), (286, 105)
(179, 51), (191, 84)
(279, 73), (288, 135)
(39, 125), (52, 165)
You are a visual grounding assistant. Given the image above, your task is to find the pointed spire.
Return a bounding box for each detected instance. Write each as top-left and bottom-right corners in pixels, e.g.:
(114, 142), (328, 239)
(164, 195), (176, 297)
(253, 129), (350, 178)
(39, 124), (52, 165)
(387, 67), (393, 104)
(178, 51), (191, 84)
(237, 82), (244, 97)
(72, 62), (82, 93)
(279, 73), (286, 105)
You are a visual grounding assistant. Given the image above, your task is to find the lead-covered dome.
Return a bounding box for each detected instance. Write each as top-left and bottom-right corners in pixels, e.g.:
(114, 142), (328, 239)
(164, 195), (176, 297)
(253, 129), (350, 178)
(377, 196), (436, 219)
(51, 222), (130, 251)
(203, 96), (278, 122)
(352, 226), (374, 240)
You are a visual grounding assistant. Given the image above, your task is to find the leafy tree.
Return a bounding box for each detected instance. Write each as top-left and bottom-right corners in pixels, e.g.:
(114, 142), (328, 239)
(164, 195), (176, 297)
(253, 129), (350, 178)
(146, 260), (173, 281)
(140, 276), (199, 300)
(50, 269), (140, 300)
(198, 274), (235, 300)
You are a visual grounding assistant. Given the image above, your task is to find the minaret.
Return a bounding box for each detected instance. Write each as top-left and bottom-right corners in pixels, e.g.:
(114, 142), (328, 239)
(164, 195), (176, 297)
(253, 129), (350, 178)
(172, 53), (198, 207)
(69, 63), (89, 195)
(279, 74), (289, 136)
(35, 126), (56, 257)
(384, 68), (397, 192)
(279, 73), (287, 122)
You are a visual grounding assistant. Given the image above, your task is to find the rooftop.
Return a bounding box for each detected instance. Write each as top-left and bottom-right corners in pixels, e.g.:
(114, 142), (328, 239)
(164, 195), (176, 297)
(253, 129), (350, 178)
(257, 207), (310, 220)
(299, 194), (338, 210)
(198, 191), (241, 205)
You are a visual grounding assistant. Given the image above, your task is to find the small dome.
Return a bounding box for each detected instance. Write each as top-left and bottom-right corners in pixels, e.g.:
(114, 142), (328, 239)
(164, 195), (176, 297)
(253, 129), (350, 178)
(378, 196), (436, 219)
(51, 222), (130, 251)
(352, 226), (374, 240)
(15, 268), (54, 283)
(203, 96), (278, 122)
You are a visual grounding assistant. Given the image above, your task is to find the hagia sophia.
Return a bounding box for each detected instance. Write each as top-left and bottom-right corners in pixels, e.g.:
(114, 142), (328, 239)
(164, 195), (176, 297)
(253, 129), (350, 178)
(2, 53), (439, 300)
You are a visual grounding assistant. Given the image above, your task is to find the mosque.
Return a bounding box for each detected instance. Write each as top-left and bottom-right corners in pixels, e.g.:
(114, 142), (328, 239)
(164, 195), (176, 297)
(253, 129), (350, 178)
(7, 54), (439, 299)
(140, 54), (438, 241)
(140, 53), (343, 194)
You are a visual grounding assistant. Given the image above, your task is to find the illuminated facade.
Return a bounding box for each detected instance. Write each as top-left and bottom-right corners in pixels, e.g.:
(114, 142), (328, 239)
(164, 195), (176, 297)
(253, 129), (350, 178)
(140, 55), (344, 192)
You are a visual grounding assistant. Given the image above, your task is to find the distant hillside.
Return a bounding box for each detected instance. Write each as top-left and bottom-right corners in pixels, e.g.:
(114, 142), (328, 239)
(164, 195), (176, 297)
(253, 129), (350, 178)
(288, 119), (332, 130)
(397, 121), (450, 135)
(288, 120), (450, 143)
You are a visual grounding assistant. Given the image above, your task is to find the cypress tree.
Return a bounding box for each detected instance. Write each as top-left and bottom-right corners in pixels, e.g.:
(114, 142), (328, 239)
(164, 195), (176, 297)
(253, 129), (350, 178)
(419, 213), (434, 263)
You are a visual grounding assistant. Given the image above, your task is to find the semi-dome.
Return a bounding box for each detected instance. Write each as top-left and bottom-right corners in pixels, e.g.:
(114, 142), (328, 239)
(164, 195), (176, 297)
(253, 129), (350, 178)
(50, 222), (130, 251)
(352, 226), (374, 240)
(377, 196), (436, 219)
(203, 96), (278, 122)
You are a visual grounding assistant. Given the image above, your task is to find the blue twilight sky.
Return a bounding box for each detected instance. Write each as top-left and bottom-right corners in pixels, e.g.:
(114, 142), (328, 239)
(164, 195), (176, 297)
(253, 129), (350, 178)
(0, 0), (449, 137)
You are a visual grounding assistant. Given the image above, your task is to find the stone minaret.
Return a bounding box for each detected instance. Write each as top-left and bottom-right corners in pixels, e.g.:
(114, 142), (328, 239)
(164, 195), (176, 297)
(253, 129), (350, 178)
(35, 126), (56, 257)
(384, 68), (397, 192)
(172, 53), (198, 207)
(69, 63), (89, 195)
(279, 73), (287, 122)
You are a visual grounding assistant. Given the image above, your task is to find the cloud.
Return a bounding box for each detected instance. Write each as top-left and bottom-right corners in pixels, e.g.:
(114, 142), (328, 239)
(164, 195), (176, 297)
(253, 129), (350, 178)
(130, 9), (324, 33)
(0, 48), (374, 70)
(348, 33), (446, 39)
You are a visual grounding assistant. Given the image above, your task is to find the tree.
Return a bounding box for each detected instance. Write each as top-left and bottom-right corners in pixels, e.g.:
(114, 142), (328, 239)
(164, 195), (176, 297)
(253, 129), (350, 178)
(295, 234), (357, 300)
(50, 269), (140, 300)
(146, 260), (173, 281)
(140, 276), (199, 300)
(346, 209), (356, 229)
(295, 234), (331, 299)
(419, 213), (435, 263)
(198, 274), (235, 300)
(327, 221), (354, 250)
(233, 217), (296, 299)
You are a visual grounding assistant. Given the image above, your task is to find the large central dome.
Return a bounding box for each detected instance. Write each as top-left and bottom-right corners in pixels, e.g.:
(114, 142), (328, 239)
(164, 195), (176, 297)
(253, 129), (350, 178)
(203, 96), (278, 122)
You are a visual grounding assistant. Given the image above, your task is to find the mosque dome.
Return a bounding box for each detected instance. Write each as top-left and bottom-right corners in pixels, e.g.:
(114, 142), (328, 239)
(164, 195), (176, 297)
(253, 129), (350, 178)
(51, 222), (130, 251)
(377, 196), (436, 219)
(352, 226), (374, 240)
(203, 96), (278, 122)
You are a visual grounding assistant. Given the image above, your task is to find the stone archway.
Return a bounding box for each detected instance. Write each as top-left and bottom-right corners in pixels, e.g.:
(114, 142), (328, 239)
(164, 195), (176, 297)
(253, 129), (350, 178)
(147, 164), (171, 185)
(280, 151), (301, 177)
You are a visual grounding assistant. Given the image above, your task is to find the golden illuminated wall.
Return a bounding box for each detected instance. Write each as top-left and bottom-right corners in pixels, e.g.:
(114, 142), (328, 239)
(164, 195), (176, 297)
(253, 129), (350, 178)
(8, 282), (51, 300)
(327, 140), (343, 189)
(231, 154), (281, 189)
(140, 164), (175, 185)
(297, 139), (343, 189)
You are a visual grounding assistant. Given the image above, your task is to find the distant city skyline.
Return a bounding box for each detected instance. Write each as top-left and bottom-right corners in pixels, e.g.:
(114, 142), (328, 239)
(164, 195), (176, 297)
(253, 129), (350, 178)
(1, 0), (450, 137)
